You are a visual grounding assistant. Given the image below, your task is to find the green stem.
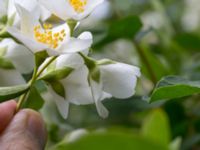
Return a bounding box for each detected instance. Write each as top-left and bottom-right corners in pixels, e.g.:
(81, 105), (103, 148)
(16, 67), (37, 111)
(16, 90), (30, 112)
(36, 56), (57, 78)
(16, 56), (57, 111)
(133, 41), (157, 85)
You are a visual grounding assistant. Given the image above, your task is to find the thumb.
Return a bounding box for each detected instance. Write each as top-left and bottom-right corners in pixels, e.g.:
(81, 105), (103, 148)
(0, 109), (47, 150)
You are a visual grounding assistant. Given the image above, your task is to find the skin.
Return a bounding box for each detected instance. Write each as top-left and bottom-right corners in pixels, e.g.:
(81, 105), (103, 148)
(0, 100), (47, 150)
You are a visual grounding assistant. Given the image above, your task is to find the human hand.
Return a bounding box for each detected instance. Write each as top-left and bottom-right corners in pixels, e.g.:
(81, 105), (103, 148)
(0, 100), (47, 150)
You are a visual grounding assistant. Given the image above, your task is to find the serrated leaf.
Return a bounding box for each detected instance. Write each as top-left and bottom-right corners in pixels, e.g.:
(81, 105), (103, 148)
(150, 76), (200, 102)
(0, 84), (29, 101)
(141, 109), (171, 148)
(40, 67), (74, 82)
(24, 86), (45, 110)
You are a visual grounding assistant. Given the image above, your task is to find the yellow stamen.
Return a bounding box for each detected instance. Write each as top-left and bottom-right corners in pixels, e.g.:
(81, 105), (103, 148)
(69, 0), (87, 13)
(34, 23), (67, 49)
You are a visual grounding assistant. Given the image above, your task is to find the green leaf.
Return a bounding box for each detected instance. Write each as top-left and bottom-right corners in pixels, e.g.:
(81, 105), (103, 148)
(141, 109), (171, 148)
(66, 19), (77, 36)
(96, 16), (142, 47)
(150, 76), (200, 102)
(48, 81), (65, 98)
(0, 57), (14, 69)
(35, 51), (49, 68)
(40, 67), (74, 82)
(0, 84), (29, 102)
(174, 33), (200, 51)
(90, 67), (100, 83)
(24, 86), (45, 110)
(51, 132), (168, 150)
(79, 52), (100, 83)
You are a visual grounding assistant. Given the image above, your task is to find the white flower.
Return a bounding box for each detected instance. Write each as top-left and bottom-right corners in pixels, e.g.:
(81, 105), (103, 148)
(89, 61), (141, 118)
(0, 38), (34, 74)
(42, 54), (140, 119)
(7, 4), (93, 56)
(44, 54), (94, 118)
(7, 0), (51, 26)
(39, 0), (104, 21)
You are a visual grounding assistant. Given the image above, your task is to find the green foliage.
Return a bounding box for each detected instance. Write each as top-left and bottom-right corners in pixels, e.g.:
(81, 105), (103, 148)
(95, 16), (142, 47)
(24, 86), (45, 110)
(52, 132), (168, 150)
(40, 67), (74, 82)
(150, 76), (200, 102)
(141, 109), (171, 148)
(0, 84), (29, 101)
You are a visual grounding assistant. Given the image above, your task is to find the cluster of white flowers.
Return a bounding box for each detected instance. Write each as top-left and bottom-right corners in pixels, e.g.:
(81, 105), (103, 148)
(0, 0), (140, 119)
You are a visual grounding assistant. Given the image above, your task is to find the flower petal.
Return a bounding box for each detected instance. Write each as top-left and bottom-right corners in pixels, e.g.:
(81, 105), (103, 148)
(14, 3), (40, 36)
(100, 62), (141, 99)
(62, 66), (93, 105)
(90, 78), (109, 118)
(56, 53), (84, 69)
(1, 38), (34, 74)
(0, 0), (7, 18)
(48, 86), (69, 119)
(39, 0), (72, 20)
(57, 31), (93, 54)
(7, 27), (48, 53)
(40, 5), (52, 21)
(0, 69), (25, 86)
(70, 0), (104, 20)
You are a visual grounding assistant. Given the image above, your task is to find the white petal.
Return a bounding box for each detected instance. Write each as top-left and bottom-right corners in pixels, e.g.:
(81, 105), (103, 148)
(70, 0), (104, 20)
(0, 0), (7, 18)
(40, 5), (52, 21)
(56, 53), (84, 69)
(7, 27), (48, 53)
(2, 38), (34, 74)
(39, 0), (72, 20)
(58, 31), (93, 54)
(14, 3), (40, 36)
(8, 0), (40, 27)
(48, 86), (69, 119)
(95, 100), (109, 118)
(90, 78), (109, 118)
(100, 62), (141, 99)
(0, 69), (25, 86)
(78, 31), (93, 40)
(62, 66), (93, 105)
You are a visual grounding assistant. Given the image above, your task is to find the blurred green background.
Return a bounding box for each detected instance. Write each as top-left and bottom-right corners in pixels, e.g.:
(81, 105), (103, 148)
(40, 0), (200, 149)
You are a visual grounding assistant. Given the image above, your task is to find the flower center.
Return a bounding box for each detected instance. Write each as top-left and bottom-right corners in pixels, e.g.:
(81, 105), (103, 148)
(69, 0), (87, 13)
(34, 23), (66, 49)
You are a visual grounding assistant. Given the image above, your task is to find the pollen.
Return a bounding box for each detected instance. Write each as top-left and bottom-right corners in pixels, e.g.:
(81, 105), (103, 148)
(34, 24), (66, 49)
(69, 0), (87, 13)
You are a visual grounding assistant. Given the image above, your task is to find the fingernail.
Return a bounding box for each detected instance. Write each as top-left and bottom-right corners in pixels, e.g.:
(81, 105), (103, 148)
(27, 111), (47, 148)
